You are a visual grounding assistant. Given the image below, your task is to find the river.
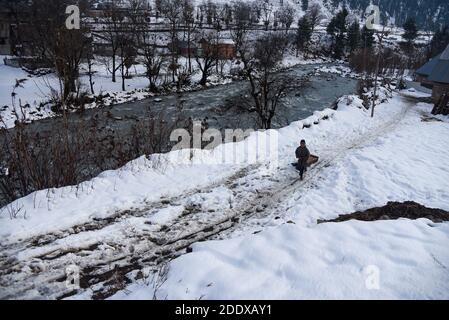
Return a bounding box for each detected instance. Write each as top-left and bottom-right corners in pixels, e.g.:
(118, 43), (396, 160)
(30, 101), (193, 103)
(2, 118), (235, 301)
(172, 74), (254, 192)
(23, 63), (357, 135)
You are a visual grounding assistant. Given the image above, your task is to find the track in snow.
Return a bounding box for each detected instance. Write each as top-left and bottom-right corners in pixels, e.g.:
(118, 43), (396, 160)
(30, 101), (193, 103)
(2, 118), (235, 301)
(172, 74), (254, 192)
(0, 97), (413, 300)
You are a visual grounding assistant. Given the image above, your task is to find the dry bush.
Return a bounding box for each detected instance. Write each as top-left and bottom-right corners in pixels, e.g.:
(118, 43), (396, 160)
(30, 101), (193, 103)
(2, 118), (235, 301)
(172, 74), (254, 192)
(0, 104), (185, 207)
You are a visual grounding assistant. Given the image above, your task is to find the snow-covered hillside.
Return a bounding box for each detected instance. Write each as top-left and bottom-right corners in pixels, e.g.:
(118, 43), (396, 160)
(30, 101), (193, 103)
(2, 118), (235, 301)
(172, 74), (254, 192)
(111, 97), (449, 300)
(145, 0), (449, 29)
(0, 56), (152, 128)
(189, 0), (336, 25)
(115, 219), (449, 299)
(2, 0), (449, 303)
(1, 88), (448, 300)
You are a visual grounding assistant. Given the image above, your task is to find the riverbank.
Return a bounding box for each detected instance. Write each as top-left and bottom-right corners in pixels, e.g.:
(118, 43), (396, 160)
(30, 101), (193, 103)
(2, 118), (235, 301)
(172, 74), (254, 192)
(0, 62), (357, 208)
(0, 54), (333, 129)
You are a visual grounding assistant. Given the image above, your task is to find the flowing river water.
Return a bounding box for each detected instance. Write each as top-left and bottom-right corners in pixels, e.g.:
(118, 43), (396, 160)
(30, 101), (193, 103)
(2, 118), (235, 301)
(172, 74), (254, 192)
(22, 63), (357, 134)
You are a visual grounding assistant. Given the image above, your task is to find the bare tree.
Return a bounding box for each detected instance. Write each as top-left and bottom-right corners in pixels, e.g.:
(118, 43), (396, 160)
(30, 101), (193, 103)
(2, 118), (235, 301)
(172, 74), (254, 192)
(371, 26), (390, 118)
(194, 31), (219, 86)
(236, 33), (290, 129)
(223, 3), (233, 29)
(86, 53), (96, 95)
(260, 0), (273, 31)
(182, 0), (197, 73)
(306, 3), (324, 33)
(160, 0), (184, 83)
(231, 1), (252, 65)
(55, 30), (90, 104)
(117, 32), (137, 91)
(203, 0), (217, 25)
(100, 1), (127, 83)
(26, 0), (89, 104)
(277, 3), (295, 32)
(128, 0), (165, 92)
(139, 34), (166, 92)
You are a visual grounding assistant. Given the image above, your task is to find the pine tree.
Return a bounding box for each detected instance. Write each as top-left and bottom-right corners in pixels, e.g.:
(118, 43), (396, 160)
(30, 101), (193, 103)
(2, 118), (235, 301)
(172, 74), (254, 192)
(326, 8), (349, 59)
(297, 16), (313, 54)
(334, 33), (345, 59)
(326, 19), (336, 36)
(361, 26), (375, 48)
(429, 25), (449, 57)
(301, 0), (309, 12)
(347, 21), (361, 52)
(403, 17), (418, 44)
(326, 7), (349, 36)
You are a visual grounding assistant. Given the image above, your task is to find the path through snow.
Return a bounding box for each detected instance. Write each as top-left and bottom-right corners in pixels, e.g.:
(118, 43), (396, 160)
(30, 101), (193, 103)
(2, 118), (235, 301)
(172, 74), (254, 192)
(1, 93), (448, 299)
(113, 97), (449, 300)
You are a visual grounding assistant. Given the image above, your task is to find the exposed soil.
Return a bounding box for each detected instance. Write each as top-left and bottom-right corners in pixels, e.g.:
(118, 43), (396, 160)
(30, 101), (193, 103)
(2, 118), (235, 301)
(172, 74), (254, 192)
(421, 115), (444, 122)
(318, 201), (449, 224)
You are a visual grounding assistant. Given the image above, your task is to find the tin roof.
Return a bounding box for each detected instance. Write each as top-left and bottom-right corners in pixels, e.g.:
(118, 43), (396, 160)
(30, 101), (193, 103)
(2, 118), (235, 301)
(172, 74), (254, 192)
(428, 59), (449, 84)
(417, 44), (449, 84)
(416, 54), (440, 76)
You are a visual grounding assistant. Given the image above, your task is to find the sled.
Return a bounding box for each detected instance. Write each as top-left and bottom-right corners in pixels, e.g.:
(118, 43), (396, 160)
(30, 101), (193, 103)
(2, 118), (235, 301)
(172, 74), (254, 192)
(291, 155), (319, 169)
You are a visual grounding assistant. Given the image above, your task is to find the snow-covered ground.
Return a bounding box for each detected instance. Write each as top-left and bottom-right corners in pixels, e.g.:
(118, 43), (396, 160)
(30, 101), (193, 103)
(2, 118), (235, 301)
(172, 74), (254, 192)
(110, 97), (449, 300)
(116, 219), (449, 300)
(1, 86), (448, 299)
(0, 56), (152, 128)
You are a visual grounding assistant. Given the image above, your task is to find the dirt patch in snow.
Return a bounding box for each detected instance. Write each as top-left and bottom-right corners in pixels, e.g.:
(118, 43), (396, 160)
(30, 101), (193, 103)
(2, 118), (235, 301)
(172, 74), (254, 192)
(421, 115), (444, 123)
(318, 201), (449, 224)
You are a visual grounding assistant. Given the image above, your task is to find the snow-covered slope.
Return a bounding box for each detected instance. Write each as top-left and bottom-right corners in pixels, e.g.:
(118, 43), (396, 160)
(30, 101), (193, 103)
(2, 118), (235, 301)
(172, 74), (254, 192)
(2, 88), (449, 300)
(146, 0), (449, 29)
(94, 0), (449, 30)
(110, 99), (449, 300)
(0, 56), (151, 128)
(0, 91), (411, 242)
(115, 219), (449, 299)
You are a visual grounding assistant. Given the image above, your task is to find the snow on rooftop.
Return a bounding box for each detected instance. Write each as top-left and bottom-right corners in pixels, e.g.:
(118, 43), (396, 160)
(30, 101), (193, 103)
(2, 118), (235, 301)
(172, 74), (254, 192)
(440, 44), (449, 60)
(218, 39), (235, 45)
